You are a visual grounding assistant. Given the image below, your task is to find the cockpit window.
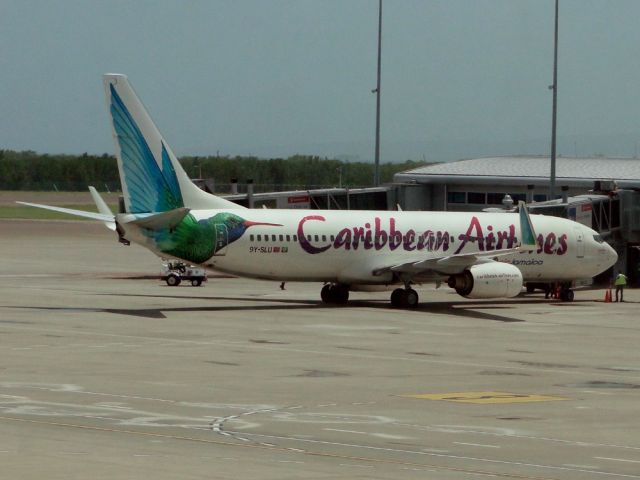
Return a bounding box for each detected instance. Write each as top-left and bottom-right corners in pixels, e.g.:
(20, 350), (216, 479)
(593, 234), (604, 243)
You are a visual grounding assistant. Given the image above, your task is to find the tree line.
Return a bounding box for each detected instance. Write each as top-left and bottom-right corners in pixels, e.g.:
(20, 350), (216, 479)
(0, 150), (429, 192)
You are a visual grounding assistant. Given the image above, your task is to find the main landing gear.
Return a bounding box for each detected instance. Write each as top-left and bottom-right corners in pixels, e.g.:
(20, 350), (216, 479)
(534, 282), (575, 302)
(320, 283), (349, 304)
(390, 287), (419, 308)
(319, 282), (420, 308)
(559, 287), (574, 302)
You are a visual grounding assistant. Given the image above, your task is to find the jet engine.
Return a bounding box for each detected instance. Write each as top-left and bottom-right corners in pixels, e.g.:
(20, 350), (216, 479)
(447, 262), (523, 299)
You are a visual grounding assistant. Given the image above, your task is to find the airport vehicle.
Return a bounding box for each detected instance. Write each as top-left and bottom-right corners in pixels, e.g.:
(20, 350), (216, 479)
(18, 74), (618, 307)
(161, 262), (207, 287)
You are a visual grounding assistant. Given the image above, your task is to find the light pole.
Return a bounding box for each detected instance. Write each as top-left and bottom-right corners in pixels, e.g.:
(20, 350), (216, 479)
(373, 0), (382, 187)
(549, 0), (559, 199)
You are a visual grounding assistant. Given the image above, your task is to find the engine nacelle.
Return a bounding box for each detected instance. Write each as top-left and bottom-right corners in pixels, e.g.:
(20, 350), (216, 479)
(447, 262), (523, 299)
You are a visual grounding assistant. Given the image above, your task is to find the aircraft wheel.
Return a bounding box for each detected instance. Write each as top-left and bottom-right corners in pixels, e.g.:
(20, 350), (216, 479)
(526, 284), (535, 294)
(321, 284), (331, 303)
(166, 274), (181, 286)
(332, 284), (350, 304)
(390, 288), (405, 308)
(561, 289), (574, 302)
(405, 288), (419, 308)
(321, 284), (349, 304)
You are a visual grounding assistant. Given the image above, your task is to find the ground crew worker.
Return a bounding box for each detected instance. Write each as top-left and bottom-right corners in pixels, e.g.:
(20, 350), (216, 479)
(614, 272), (628, 302)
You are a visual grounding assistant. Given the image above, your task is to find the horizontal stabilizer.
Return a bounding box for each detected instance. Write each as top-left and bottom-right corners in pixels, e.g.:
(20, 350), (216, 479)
(16, 201), (115, 223)
(126, 207), (190, 230)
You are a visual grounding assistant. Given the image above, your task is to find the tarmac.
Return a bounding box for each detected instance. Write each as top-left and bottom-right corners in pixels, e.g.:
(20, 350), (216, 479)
(1, 218), (639, 479)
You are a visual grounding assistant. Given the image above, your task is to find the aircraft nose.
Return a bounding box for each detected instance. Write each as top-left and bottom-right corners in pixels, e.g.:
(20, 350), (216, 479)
(607, 243), (618, 267)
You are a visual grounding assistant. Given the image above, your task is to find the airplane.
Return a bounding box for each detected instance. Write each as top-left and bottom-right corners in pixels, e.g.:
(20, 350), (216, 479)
(18, 74), (618, 308)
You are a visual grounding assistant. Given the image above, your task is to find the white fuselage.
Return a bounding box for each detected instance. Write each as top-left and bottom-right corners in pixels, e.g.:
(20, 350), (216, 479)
(126, 209), (617, 285)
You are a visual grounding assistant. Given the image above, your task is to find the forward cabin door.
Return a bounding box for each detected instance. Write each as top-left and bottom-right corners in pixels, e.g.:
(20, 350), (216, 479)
(574, 227), (585, 259)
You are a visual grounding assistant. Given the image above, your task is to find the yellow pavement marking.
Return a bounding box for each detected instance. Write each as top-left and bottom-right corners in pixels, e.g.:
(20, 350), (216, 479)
(401, 391), (568, 404)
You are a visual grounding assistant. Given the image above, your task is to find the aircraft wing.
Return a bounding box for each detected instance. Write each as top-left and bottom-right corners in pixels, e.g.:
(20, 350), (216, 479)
(373, 247), (521, 277)
(374, 201), (537, 278)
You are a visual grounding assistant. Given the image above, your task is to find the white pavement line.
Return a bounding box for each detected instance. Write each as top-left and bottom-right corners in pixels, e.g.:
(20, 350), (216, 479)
(212, 407), (280, 443)
(1, 384), (178, 405)
(325, 428), (369, 435)
(454, 442), (500, 449)
(397, 422), (640, 452)
(596, 457), (640, 464)
(563, 464), (599, 469)
(74, 390), (176, 404)
(225, 431), (640, 479)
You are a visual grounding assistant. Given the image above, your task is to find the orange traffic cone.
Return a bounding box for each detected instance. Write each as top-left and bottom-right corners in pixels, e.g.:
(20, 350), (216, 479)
(604, 289), (612, 303)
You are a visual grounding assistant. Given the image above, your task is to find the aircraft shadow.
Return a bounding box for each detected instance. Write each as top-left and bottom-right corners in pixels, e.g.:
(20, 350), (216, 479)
(8, 292), (587, 322)
(7, 291), (598, 322)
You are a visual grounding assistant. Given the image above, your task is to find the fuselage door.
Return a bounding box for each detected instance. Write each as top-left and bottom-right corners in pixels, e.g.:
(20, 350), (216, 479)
(213, 223), (228, 256)
(574, 227), (585, 258)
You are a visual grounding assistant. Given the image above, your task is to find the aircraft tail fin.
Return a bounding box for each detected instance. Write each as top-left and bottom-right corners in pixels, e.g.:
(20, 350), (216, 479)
(103, 74), (243, 213)
(518, 201), (538, 250)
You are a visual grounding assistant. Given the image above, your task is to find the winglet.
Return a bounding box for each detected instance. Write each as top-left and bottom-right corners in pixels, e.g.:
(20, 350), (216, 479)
(89, 186), (116, 231)
(518, 201), (537, 250)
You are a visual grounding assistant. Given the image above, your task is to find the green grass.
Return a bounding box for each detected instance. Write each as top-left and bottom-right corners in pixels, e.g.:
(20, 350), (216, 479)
(0, 204), (118, 221)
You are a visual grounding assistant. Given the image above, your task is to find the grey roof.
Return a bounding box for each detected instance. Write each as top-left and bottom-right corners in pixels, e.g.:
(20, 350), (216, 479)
(394, 156), (640, 187)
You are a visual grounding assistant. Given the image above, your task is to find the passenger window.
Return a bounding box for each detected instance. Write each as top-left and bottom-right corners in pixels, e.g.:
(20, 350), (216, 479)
(256, 234), (261, 241)
(272, 235), (276, 241)
(293, 235), (298, 242)
(322, 235), (326, 242)
(279, 234), (284, 241)
(314, 235), (319, 242)
(286, 235), (291, 242)
(249, 234), (254, 241)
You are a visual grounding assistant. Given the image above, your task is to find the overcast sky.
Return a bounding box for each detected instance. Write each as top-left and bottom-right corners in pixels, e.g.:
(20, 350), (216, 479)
(2, 0), (640, 162)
